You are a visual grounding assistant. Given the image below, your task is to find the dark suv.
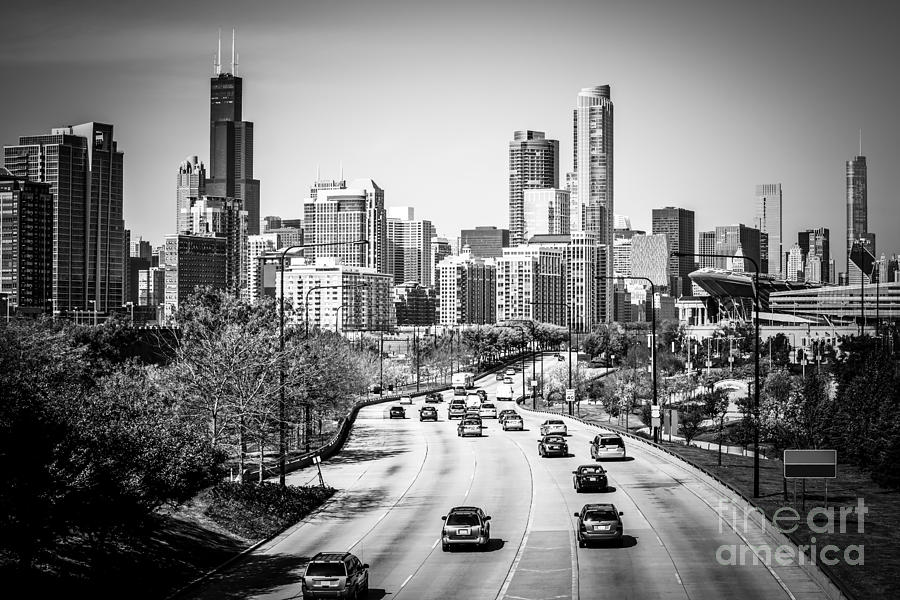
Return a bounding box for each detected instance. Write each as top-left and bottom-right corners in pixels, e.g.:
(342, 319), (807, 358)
(572, 464), (608, 492)
(389, 406), (405, 419)
(301, 551), (369, 599)
(425, 392), (443, 403)
(574, 503), (624, 547)
(419, 406), (438, 421)
(441, 506), (491, 551)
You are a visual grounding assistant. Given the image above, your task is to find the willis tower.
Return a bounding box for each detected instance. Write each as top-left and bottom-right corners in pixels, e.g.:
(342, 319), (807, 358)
(207, 30), (260, 234)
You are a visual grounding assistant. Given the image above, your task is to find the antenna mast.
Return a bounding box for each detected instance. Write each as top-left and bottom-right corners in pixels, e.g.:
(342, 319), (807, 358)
(231, 28), (235, 74)
(215, 29), (222, 75)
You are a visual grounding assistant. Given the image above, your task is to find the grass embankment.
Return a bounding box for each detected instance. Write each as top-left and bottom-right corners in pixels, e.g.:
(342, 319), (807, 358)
(557, 402), (899, 600)
(2, 482), (335, 600)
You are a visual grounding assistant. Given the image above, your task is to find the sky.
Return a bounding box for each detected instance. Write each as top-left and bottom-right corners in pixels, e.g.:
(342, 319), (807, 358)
(1, 0), (899, 270)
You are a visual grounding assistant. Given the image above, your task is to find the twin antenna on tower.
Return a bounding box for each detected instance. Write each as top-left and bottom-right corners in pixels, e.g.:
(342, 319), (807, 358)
(213, 28), (239, 76)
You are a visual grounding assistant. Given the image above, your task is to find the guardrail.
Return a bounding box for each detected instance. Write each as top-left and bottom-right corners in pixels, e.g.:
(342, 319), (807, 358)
(515, 398), (852, 600)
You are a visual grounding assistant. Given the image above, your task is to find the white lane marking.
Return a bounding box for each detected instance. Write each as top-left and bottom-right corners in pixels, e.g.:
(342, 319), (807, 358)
(431, 538), (440, 549)
(656, 535), (664, 546)
(463, 453), (477, 500)
(400, 574), (413, 589)
(494, 432), (537, 600)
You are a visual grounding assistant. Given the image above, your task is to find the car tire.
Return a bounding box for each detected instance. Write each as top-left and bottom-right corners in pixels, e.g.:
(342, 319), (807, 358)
(578, 538), (586, 548)
(442, 543), (450, 552)
(575, 484), (581, 493)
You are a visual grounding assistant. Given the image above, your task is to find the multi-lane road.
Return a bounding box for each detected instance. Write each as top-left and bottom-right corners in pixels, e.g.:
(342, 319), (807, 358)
(190, 356), (833, 600)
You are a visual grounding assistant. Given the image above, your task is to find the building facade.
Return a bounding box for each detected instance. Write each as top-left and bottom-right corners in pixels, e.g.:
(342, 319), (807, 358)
(0, 170), (53, 312)
(652, 206), (695, 297)
(509, 131), (559, 246)
(163, 234), (227, 318)
(188, 196), (248, 293)
(393, 282), (438, 325)
(846, 154), (873, 267)
(176, 156), (206, 234)
(386, 206), (435, 286)
(495, 245), (565, 325)
(4, 122), (125, 313)
(523, 188), (570, 240)
(786, 243), (804, 282)
(631, 234), (670, 289)
(460, 226), (509, 260)
(436, 248), (496, 325)
(798, 227), (830, 284)
(430, 236), (453, 290)
(714, 224), (761, 274)
(754, 184), (783, 278)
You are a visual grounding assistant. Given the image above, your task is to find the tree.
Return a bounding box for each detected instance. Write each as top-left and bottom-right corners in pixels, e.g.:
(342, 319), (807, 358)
(678, 404), (707, 445)
(702, 388), (730, 465)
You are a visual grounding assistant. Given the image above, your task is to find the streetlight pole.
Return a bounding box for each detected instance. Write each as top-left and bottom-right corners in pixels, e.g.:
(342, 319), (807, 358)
(276, 239), (368, 487)
(89, 300), (97, 326)
(674, 250), (761, 498)
(597, 275), (657, 442)
(529, 301), (573, 413)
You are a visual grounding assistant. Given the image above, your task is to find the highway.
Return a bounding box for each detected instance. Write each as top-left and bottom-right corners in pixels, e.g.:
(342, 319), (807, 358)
(189, 355), (831, 600)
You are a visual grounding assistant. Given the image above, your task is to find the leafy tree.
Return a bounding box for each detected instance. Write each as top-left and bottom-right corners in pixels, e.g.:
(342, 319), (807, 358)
(678, 404), (707, 445)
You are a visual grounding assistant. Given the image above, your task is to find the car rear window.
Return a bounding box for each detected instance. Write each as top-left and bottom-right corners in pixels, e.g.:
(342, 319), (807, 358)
(579, 466), (604, 474)
(584, 510), (618, 521)
(600, 437), (624, 446)
(482, 403), (495, 409)
(544, 436), (565, 443)
(446, 513), (480, 526)
(306, 562), (346, 577)
(548, 420), (564, 425)
(463, 419), (480, 425)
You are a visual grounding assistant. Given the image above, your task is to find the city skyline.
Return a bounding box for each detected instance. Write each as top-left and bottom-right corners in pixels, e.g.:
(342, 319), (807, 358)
(1, 1), (899, 266)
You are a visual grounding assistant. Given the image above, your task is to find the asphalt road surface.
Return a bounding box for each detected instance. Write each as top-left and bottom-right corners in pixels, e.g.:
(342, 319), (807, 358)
(190, 356), (831, 600)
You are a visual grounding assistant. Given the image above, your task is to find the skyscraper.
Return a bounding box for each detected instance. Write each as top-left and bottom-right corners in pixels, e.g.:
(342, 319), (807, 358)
(798, 227), (830, 284)
(786, 244), (804, 282)
(176, 156), (206, 234)
(652, 207), (695, 297)
(523, 188), (570, 240)
(509, 131), (559, 245)
(754, 184), (782, 278)
(573, 85), (614, 322)
(188, 196), (248, 293)
(846, 153), (874, 269)
(692, 230), (717, 296)
(430, 236), (453, 290)
(0, 169), (53, 313)
(386, 206), (435, 285)
(206, 32), (260, 234)
(713, 224), (761, 273)
(4, 122), (125, 312)
(460, 226), (509, 259)
(436, 248), (496, 325)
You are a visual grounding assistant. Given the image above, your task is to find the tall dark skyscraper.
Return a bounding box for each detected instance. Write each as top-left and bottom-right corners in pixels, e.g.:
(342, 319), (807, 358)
(206, 31), (260, 235)
(652, 206), (695, 297)
(4, 123), (125, 313)
(846, 153), (873, 270)
(798, 227), (830, 284)
(508, 130), (558, 246)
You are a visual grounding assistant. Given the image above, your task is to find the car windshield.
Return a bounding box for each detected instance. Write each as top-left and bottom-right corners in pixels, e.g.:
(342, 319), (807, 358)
(306, 562), (346, 577)
(584, 510), (618, 522)
(579, 466), (604, 474)
(446, 513), (480, 526)
(544, 436), (564, 443)
(601, 437), (624, 446)
(548, 420), (564, 425)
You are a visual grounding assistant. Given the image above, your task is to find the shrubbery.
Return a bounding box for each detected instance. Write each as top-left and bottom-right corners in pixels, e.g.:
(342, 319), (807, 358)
(204, 482), (335, 540)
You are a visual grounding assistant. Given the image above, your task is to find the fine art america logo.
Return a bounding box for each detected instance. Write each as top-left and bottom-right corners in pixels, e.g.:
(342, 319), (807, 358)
(715, 499), (867, 566)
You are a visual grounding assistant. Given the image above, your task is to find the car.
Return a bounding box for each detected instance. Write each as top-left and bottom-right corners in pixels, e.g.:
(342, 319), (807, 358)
(441, 506), (491, 551)
(448, 402), (467, 419)
(538, 434), (568, 457)
(496, 372), (505, 381)
(389, 406), (406, 419)
(505, 368), (516, 377)
(453, 386), (467, 396)
(503, 376), (514, 385)
(502, 415), (524, 431)
(498, 409), (517, 423)
(495, 383), (515, 401)
(465, 393), (483, 410)
(425, 392), (443, 403)
(399, 395), (413, 405)
(590, 434), (626, 460)
(479, 403), (498, 419)
(540, 419), (567, 436)
(574, 503), (624, 547)
(300, 551), (369, 599)
(573, 465), (609, 492)
(465, 407), (482, 420)
(419, 406), (438, 421)
(457, 418), (483, 437)
(475, 389), (487, 401)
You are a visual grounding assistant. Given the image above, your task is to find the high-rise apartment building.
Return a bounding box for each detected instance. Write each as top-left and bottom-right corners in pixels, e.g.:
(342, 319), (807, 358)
(527, 232), (602, 331)
(138, 266), (165, 307)
(509, 131), (559, 245)
(612, 238), (632, 277)
(713, 224), (761, 273)
(0, 170), (53, 313)
(4, 122), (125, 313)
(163, 234), (227, 318)
(798, 227), (830, 284)
(303, 177), (387, 273)
(754, 184), (782, 278)
(393, 282), (438, 326)
(786, 244), (804, 282)
(495, 245), (565, 325)
(573, 85), (614, 322)
(460, 226), (509, 260)
(261, 215), (282, 233)
(206, 36), (260, 234)
(386, 206), (435, 285)
(246, 233), (278, 303)
(692, 230), (717, 296)
(430, 236), (453, 290)
(652, 207), (695, 297)
(523, 189), (570, 240)
(436, 248), (496, 325)
(188, 196), (248, 293)
(176, 156), (206, 234)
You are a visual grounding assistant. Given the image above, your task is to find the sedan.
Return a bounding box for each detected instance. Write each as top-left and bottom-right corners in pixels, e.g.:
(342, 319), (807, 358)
(425, 392), (443, 403)
(399, 395), (413, 405)
(538, 434), (568, 457)
(573, 465), (609, 492)
(496, 372), (505, 381)
(419, 406), (438, 421)
(479, 403), (498, 419)
(389, 406), (406, 419)
(498, 409), (517, 423)
(574, 503), (624, 547)
(502, 415), (524, 431)
(457, 418), (483, 437)
(540, 419), (567, 436)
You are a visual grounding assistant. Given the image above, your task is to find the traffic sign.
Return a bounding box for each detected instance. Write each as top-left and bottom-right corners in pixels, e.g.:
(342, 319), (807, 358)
(565, 388), (575, 403)
(530, 380), (538, 388)
(784, 449), (836, 479)
(312, 455), (321, 465)
(651, 405), (661, 418)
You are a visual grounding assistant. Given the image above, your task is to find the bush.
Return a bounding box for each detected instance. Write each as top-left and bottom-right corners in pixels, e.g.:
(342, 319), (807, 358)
(204, 482), (335, 540)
